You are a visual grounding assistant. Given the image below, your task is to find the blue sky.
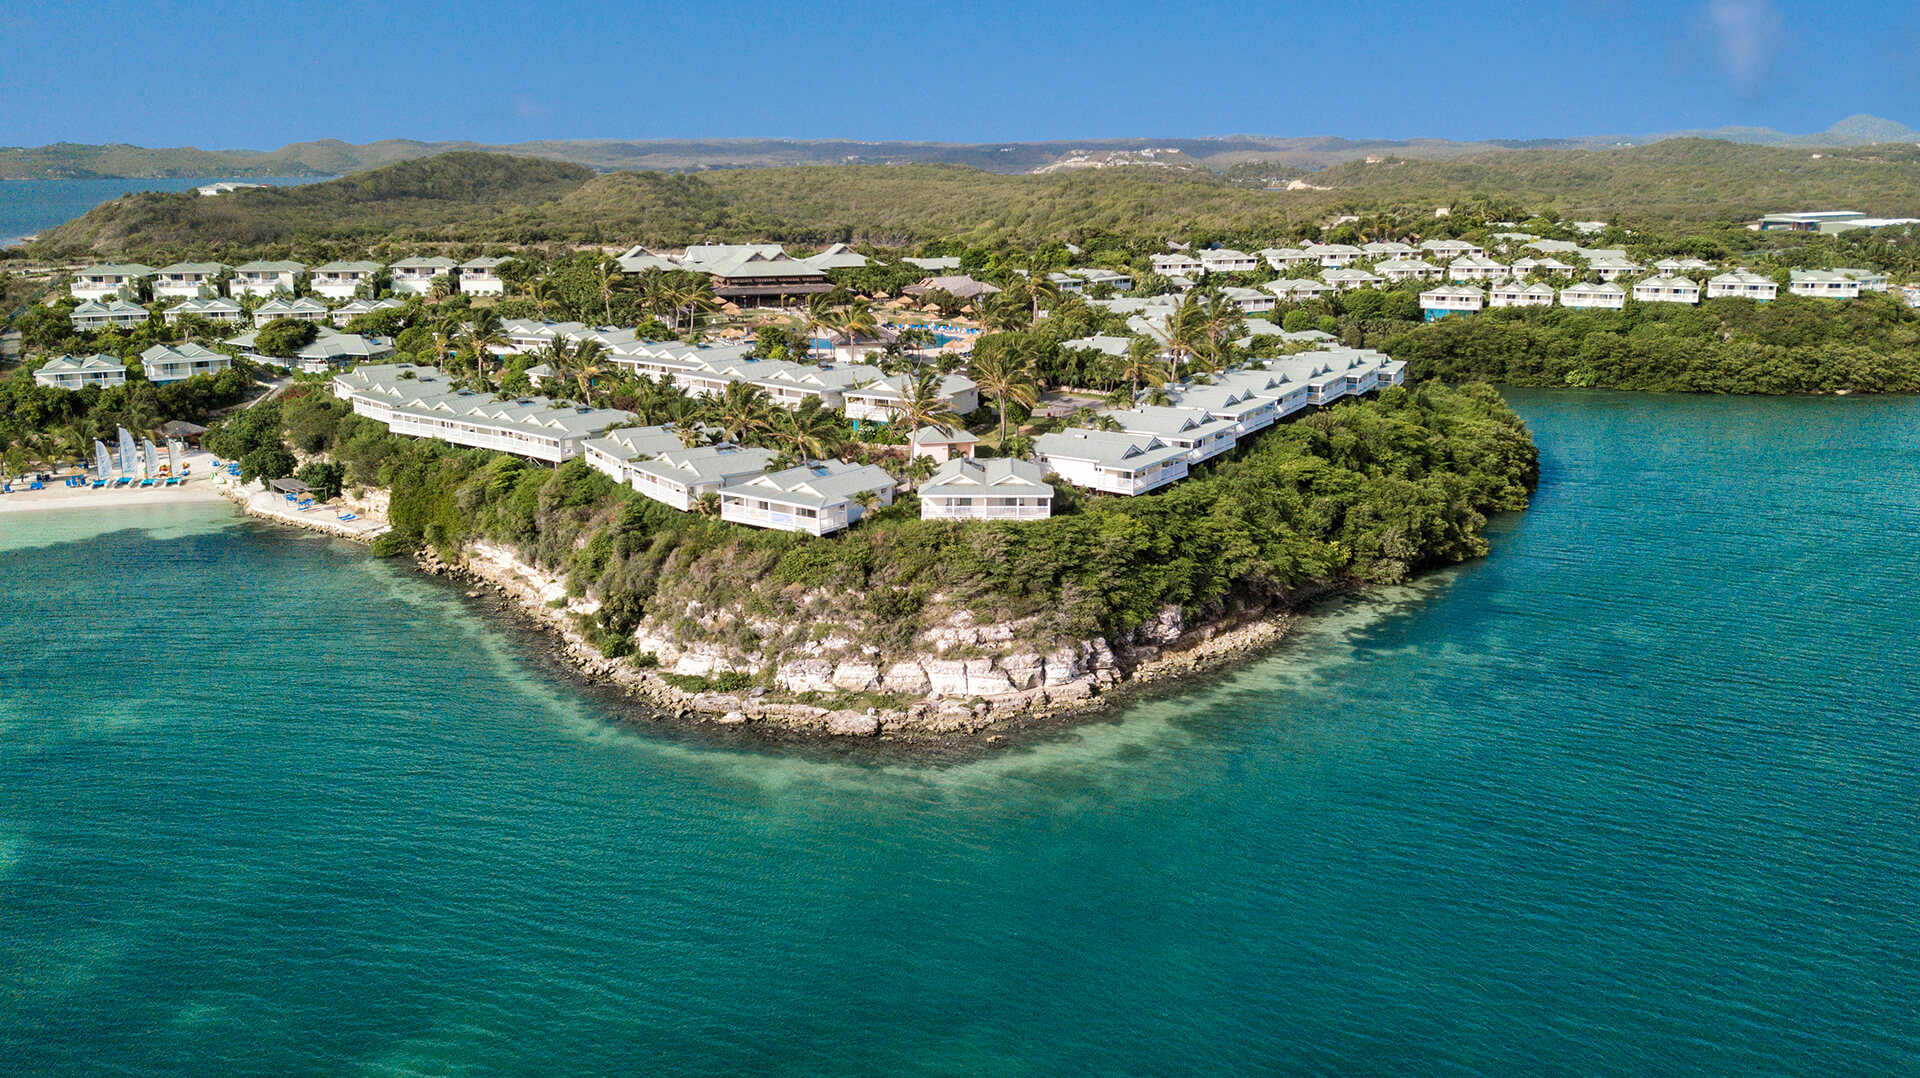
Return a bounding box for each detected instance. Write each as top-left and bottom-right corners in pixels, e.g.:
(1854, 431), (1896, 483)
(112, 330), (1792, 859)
(2, 0), (1916, 148)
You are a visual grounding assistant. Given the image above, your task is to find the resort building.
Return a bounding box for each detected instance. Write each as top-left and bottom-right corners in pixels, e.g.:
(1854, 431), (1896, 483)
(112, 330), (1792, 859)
(1034, 429), (1190, 496)
(1199, 248), (1259, 274)
(908, 425), (979, 463)
(1447, 254), (1507, 281)
(230, 260), (304, 297)
(1420, 239), (1485, 260)
(621, 442), (781, 511)
(70, 298), (151, 332)
(1361, 241), (1417, 260)
(1559, 282), (1627, 310)
(253, 296), (330, 327)
(1488, 280), (1557, 307)
(1631, 275), (1702, 305)
(1756, 210), (1866, 232)
(680, 245), (833, 306)
(1110, 406), (1240, 464)
(1510, 256), (1578, 278)
(1835, 268), (1889, 292)
(310, 260), (383, 300)
(1215, 369), (1312, 419)
(919, 458), (1054, 522)
(1418, 284), (1485, 319)
(1374, 257), (1442, 282)
(1323, 267), (1384, 291)
(901, 256), (962, 272)
(1586, 257), (1643, 282)
(1259, 247), (1315, 270)
(582, 423), (694, 490)
(234, 328), (395, 373)
(718, 462), (897, 535)
(802, 243), (872, 271)
(459, 256), (509, 295)
(1075, 268), (1134, 292)
(1266, 278), (1335, 303)
(1168, 384), (1281, 434)
(68, 263), (155, 302)
(1219, 285), (1276, 313)
(164, 297), (244, 325)
(390, 256), (458, 296)
(332, 297), (406, 327)
(1788, 270), (1861, 299)
(841, 372), (980, 423)
(1151, 252), (1205, 278)
(332, 363), (635, 463)
(1705, 270), (1778, 301)
(1303, 242), (1364, 267)
(33, 354), (126, 390)
(1060, 334), (1133, 358)
(1652, 258), (1714, 276)
(151, 262), (230, 300)
(140, 342), (231, 384)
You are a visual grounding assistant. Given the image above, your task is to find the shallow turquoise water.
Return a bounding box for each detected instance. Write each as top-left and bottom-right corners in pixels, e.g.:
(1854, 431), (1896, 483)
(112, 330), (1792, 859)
(2, 390), (1917, 1076)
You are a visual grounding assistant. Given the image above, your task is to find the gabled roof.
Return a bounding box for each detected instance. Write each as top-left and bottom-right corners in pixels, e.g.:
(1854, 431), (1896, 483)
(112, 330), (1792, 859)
(1060, 334), (1134, 357)
(141, 342), (226, 364)
(1034, 428), (1188, 470)
(391, 256), (458, 270)
(631, 444), (778, 487)
(258, 296), (328, 314)
(461, 256), (509, 270)
(73, 262), (156, 278)
(910, 425), (979, 446)
(312, 260), (383, 274)
(234, 260), (305, 273)
(722, 461), (895, 508)
(155, 261), (231, 275)
(922, 457), (1051, 496)
(36, 353), (124, 375)
(1111, 405), (1240, 442)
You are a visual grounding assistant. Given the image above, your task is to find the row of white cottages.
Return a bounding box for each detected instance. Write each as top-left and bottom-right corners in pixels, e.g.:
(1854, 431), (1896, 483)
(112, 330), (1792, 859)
(1415, 269), (1887, 319)
(68, 294), (411, 333)
(329, 363), (1044, 532)
(1034, 346), (1407, 496)
(32, 343), (233, 388)
(490, 319), (981, 424)
(64, 257), (510, 303)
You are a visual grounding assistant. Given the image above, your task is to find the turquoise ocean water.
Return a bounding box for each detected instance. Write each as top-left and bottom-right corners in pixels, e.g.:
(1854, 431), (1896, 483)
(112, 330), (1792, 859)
(0, 177), (326, 247)
(1, 390), (1916, 1076)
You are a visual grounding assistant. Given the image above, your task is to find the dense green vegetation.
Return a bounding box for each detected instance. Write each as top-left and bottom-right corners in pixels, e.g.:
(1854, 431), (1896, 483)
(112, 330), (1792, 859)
(26, 140), (1920, 258)
(214, 382), (1535, 665)
(0, 364), (254, 474)
(1384, 292), (1920, 393)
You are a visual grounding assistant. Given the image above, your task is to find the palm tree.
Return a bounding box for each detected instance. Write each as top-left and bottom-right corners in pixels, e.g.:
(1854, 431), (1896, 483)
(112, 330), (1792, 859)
(765, 397), (840, 461)
(893, 369), (962, 435)
(800, 294), (838, 360)
(465, 314), (504, 392)
(977, 291), (1029, 333)
(1119, 336), (1169, 405)
(967, 349), (1040, 448)
(833, 298), (878, 356)
(568, 339), (608, 404)
(592, 258), (623, 323)
(714, 381), (772, 444)
(1009, 258), (1058, 321)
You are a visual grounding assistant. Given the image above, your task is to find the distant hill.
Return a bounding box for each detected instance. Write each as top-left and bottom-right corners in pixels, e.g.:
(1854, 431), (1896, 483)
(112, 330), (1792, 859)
(6, 115), (1917, 182)
(28, 138), (1920, 260)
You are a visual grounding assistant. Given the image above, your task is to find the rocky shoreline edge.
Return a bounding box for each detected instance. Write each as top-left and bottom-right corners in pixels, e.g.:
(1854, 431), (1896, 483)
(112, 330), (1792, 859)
(223, 485), (1336, 741)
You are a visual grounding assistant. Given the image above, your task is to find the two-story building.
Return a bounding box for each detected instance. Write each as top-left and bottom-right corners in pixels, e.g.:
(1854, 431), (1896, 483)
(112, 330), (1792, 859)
(1488, 280), (1557, 308)
(1418, 284), (1485, 320)
(1705, 270), (1778, 301)
(1110, 406), (1240, 464)
(459, 256), (509, 295)
(626, 443), (780, 511)
(1788, 270), (1861, 299)
(1631, 275), (1702, 305)
(253, 296), (331, 327)
(229, 260), (305, 297)
(841, 373), (979, 424)
(1447, 254), (1507, 281)
(390, 256), (459, 296)
(1033, 429), (1190, 496)
(1151, 252), (1205, 278)
(1374, 257), (1442, 282)
(164, 297), (245, 325)
(33, 354), (127, 390)
(70, 298), (151, 332)
(1323, 267), (1385, 291)
(718, 461), (897, 535)
(1199, 248), (1259, 274)
(67, 263), (155, 302)
(332, 297), (407, 327)
(151, 262), (230, 300)
(918, 457), (1054, 521)
(1560, 282), (1627, 310)
(309, 260), (384, 300)
(140, 342), (231, 384)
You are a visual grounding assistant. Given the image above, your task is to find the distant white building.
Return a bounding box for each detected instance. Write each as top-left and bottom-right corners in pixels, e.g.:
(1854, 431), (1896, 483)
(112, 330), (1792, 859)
(1488, 280), (1556, 308)
(1219, 285), (1275, 313)
(33, 354), (126, 390)
(1303, 242), (1364, 267)
(229, 260), (304, 297)
(1510, 256), (1578, 279)
(1705, 270), (1778, 301)
(152, 262), (230, 300)
(70, 298), (150, 332)
(253, 296), (331, 327)
(164, 297), (244, 325)
(1322, 267), (1384, 291)
(67, 263), (155, 302)
(1418, 284), (1484, 319)
(331, 297), (406, 328)
(1151, 252), (1204, 278)
(1374, 258), (1441, 282)
(332, 363), (633, 462)
(1559, 282), (1627, 310)
(919, 457), (1053, 521)
(1258, 247), (1315, 270)
(1199, 248), (1259, 274)
(1033, 428), (1190, 495)
(1266, 278), (1336, 303)
(459, 256), (509, 295)
(1631, 275), (1702, 305)
(1652, 257), (1714, 276)
(310, 260), (383, 300)
(1420, 238), (1484, 260)
(1447, 254), (1507, 282)
(390, 256), (459, 295)
(1586, 257), (1642, 282)
(719, 461), (897, 535)
(140, 342), (231, 384)
(1361, 241), (1417, 260)
(1835, 267), (1889, 292)
(603, 438), (779, 511)
(1110, 405), (1240, 464)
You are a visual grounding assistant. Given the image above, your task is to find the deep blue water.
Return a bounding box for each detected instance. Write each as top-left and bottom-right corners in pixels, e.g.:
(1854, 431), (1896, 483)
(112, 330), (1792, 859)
(0, 177), (326, 245)
(1, 390), (1917, 1076)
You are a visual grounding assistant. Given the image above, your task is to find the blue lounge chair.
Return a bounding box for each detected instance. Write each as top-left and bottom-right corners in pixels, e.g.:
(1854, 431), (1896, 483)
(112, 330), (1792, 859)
(29, 481), (44, 491)
(337, 512), (359, 522)
(91, 478), (107, 489)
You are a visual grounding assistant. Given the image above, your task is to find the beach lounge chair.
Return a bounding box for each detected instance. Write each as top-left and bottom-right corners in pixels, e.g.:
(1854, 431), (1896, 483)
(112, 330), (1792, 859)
(140, 478), (156, 488)
(337, 512), (359, 522)
(91, 479), (107, 489)
(29, 481), (44, 491)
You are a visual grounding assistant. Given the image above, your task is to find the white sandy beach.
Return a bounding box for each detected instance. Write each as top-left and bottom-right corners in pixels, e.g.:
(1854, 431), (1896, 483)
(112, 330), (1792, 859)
(0, 474), (230, 515)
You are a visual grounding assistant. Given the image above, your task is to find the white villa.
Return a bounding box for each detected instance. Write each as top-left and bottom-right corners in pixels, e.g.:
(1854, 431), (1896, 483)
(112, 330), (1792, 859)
(919, 458), (1054, 521)
(1361, 241), (1417, 260)
(1034, 429), (1190, 496)
(151, 262), (230, 300)
(1219, 285), (1275, 313)
(33, 354), (126, 390)
(1323, 267), (1384, 291)
(67, 263), (154, 302)
(390, 256), (458, 295)
(332, 297), (406, 327)
(1705, 270), (1778, 301)
(1259, 247), (1315, 269)
(1586, 257), (1642, 281)
(626, 442), (780, 511)
(1151, 252), (1204, 278)
(70, 298), (150, 331)
(1488, 280), (1557, 307)
(1836, 268), (1889, 291)
(310, 260), (383, 300)
(1266, 278), (1335, 302)
(1652, 258), (1714, 276)
(230, 260), (304, 297)
(1303, 242), (1364, 267)
(1375, 258), (1442, 282)
(1199, 248), (1259, 274)
(1075, 268), (1134, 292)
(1421, 239), (1485, 260)
(234, 328), (395, 372)
(1448, 255), (1507, 281)
(580, 425), (687, 490)
(332, 363), (634, 463)
(140, 342), (231, 384)
(1631, 275), (1702, 305)
(459, 256), (509, 295)
(1110, 406), (1239, 464)
(842, 373), (980, 423)
(1419, 284), (1485, 319)
(1167, 384), (1279, 434)
(1788, 270), (1861, 299)
(253, 296), (330, 327)
(164, 297), (244, 324)
(1510, 256), (1578, 278)
(718, 462), (897, 535)
(1560, 282), (1627, 310)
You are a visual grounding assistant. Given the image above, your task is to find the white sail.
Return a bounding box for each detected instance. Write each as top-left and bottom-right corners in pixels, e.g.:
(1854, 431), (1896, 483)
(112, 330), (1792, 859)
(116, 428), (136, 476)
(168, 439), (183, 475)
(142, 439), (159, 479)
(94, 440), (114, 479)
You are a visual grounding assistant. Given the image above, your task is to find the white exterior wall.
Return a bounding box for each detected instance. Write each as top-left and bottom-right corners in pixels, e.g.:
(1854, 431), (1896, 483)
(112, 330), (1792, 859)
(312, 274), (368, 300)
(459, 273), (505, 295)
(230, 272), (296, 297)
(1036, 454), (1187, 496)
(920, 494), (1052, 521)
